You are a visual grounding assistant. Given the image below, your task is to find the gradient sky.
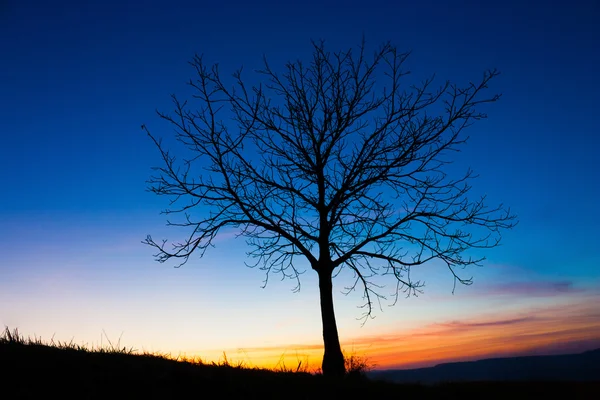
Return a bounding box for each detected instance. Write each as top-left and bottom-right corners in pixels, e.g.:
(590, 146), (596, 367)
(1, 0), (599, 370)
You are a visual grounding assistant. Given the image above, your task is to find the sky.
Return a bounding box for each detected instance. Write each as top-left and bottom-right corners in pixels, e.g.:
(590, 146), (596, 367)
(1, 0), (599, 371)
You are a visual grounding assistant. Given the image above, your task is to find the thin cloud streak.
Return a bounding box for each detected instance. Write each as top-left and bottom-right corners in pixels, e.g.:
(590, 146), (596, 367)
(478, 280), (586, 297)
(435, 316), (535, 330)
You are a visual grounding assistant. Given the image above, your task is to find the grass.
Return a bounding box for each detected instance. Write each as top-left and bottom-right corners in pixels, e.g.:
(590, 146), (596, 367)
(1, 327), (597, 399)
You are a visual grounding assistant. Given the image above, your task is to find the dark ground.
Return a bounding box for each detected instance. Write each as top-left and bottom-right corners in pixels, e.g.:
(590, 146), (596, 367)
(1, 331), (598, 399)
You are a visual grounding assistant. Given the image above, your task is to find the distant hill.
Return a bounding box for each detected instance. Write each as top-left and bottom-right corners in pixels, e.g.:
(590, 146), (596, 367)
(369, 349), (600, 384)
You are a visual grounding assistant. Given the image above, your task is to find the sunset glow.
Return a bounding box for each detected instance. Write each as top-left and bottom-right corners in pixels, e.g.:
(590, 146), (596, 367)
(175, 289), (600, 371)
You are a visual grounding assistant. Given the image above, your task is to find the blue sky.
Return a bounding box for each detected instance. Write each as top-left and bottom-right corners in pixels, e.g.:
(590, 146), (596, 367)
(1, 0), (599, 369)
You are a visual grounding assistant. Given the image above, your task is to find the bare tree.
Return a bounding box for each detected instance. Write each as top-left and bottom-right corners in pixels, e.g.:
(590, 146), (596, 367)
(142, 39), (517, 378)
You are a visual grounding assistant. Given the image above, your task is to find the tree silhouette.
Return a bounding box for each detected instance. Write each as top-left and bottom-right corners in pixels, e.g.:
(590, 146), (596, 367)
(142, 40), (517, 378)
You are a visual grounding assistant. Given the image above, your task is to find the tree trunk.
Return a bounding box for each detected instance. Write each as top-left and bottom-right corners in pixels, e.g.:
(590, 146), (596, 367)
(318, 269), (345, 378)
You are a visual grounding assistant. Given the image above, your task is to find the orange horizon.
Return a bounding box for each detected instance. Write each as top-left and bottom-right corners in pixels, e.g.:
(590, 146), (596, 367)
(180, 299), (600, 371)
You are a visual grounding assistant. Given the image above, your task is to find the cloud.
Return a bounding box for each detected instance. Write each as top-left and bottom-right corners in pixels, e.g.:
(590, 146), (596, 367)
(339, 296), (600, 369)
(477, 280), (585, 297)
(435, 316), (535, 330)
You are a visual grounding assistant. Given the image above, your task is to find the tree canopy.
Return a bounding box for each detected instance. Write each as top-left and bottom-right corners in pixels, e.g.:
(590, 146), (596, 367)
(143, 39), (516, 377)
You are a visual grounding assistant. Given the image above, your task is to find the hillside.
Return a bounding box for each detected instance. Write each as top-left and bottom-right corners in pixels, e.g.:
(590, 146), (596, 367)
(1, 329), (598, 399)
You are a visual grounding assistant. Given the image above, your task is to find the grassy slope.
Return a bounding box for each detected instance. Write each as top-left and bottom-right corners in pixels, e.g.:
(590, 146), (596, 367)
(1, 328), (597, 399)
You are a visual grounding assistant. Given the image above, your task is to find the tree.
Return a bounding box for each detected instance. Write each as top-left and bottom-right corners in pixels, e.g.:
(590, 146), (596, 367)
(142, 40), (517, 378)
